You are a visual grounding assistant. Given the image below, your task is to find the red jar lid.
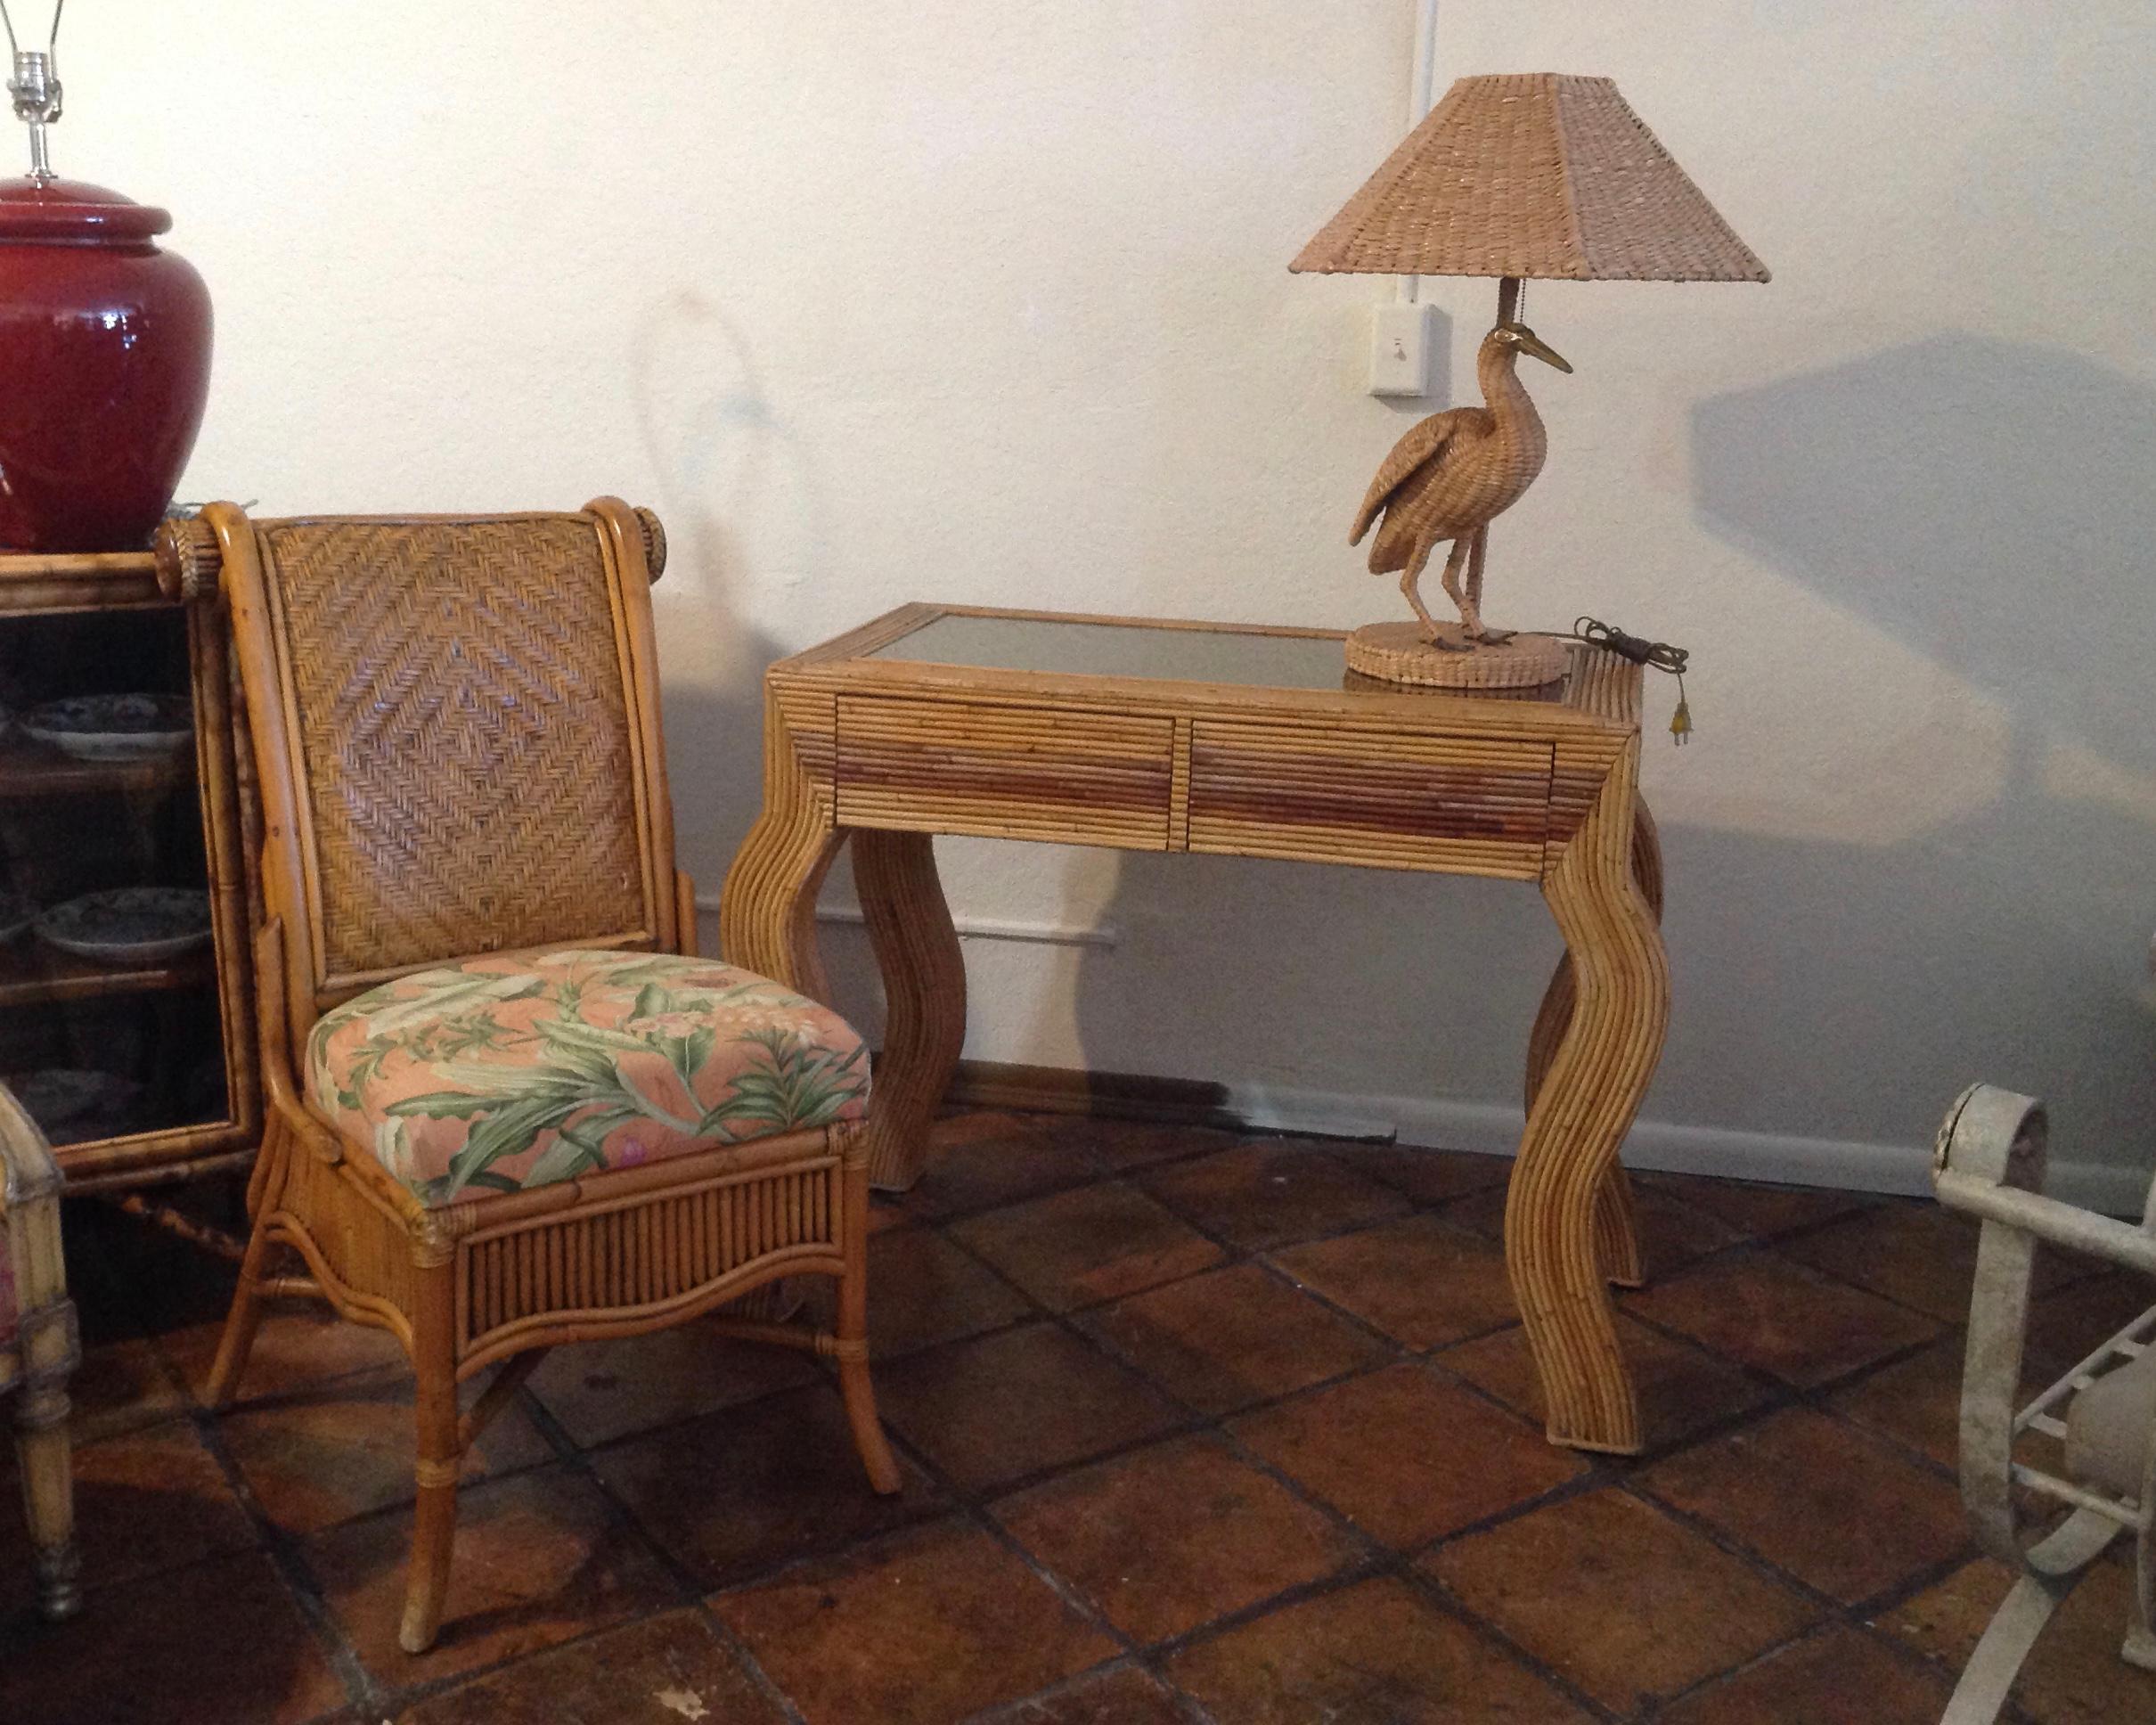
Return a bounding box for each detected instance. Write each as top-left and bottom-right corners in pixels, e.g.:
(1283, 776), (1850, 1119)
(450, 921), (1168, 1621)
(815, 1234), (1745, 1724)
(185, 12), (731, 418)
(0, 176), (173, 243)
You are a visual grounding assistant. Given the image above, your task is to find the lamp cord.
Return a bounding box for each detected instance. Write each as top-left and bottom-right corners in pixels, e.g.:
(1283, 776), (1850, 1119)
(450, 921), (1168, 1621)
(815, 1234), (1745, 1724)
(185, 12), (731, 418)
(1571, 617), (1694, 744)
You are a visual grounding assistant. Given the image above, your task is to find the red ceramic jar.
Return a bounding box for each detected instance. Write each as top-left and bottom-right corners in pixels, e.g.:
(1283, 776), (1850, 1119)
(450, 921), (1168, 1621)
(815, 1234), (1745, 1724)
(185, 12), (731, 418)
(0, 177), (213, 552)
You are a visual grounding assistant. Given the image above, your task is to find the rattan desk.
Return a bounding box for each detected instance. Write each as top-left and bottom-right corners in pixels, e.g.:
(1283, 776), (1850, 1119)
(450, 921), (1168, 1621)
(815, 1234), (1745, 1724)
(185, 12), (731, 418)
(719, 604), (1670, 1453)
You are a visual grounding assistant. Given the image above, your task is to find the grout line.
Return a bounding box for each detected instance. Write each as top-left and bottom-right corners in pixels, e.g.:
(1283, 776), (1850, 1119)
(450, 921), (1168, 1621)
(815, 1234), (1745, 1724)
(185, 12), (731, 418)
(176, 1390), (385, 1719)
(926, 1188), (1628, 1719)
(501, 1378), (814, 1725)
(70, 1115), (2091, 1725)
(1394, 1563), (1629, 1723)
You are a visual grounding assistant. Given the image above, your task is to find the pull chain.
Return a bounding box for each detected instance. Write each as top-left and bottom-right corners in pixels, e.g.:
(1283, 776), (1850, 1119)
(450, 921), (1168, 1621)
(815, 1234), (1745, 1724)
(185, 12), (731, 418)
(1571, 617), (1694, 745)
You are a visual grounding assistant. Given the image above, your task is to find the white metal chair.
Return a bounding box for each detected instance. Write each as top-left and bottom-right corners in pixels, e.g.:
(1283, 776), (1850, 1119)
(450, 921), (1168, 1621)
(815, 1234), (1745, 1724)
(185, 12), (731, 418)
(1931, 1083), (2154, 1722)
(1, 1080), (79, 1620)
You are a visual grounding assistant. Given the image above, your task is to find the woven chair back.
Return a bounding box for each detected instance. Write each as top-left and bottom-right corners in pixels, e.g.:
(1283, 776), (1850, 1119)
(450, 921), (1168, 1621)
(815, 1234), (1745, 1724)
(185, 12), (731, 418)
(217, 506), (678, 1042)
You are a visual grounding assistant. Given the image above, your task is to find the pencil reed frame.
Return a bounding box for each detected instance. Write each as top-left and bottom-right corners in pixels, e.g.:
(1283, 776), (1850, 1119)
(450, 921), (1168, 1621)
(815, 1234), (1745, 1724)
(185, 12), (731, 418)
(721, 601), (1670, 1455)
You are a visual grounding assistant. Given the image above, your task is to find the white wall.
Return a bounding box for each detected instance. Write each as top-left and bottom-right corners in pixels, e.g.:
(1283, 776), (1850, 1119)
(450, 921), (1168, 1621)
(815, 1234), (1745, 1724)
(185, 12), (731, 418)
(61, 2), (2156, 1199)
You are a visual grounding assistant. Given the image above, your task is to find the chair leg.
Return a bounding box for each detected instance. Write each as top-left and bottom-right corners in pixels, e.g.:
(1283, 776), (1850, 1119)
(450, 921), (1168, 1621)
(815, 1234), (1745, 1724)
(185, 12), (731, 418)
(2127, 1529), (2156, 1672)
(837, 1338), (902, 1497)
(399, 1274), (462, 1655)
(834, 1135), (901, 1496)
(200, 1206), (278, 1410)
(1942, 1570), (2080, 1724)
(14, 1378), (82, 1620)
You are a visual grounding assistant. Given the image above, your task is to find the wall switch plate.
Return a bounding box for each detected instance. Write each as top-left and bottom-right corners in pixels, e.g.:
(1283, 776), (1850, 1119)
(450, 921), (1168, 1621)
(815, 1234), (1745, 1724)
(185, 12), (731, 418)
(1369, 300), (1438, 397)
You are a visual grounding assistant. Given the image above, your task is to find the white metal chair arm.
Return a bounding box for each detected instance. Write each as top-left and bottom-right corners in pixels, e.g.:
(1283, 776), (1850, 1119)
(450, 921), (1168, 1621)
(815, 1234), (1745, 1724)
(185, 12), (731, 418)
(1928, 1083), (2156, 1722)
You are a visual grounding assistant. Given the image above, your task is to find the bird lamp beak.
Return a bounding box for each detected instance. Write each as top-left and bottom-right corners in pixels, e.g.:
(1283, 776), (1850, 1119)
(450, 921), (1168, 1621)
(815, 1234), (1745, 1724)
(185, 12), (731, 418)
(1516, 330), (1573, 373)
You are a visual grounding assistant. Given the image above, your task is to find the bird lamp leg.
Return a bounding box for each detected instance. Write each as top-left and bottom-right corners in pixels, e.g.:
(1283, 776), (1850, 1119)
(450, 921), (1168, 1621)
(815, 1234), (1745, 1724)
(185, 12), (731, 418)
(1400, 545), (1445, 642)
(1464, 526), (1513, 643)
(1435, 538), (1477, 644)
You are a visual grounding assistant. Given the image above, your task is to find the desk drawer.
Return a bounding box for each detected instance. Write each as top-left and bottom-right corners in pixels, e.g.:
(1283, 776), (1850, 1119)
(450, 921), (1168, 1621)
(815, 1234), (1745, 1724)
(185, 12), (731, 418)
(1187, 721), (1552, 878)
(836, 695), (1174, 850)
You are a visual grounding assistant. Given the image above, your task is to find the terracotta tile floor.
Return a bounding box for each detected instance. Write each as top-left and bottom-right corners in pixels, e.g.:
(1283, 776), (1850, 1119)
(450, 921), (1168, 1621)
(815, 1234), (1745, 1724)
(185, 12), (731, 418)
(4, 1110), (2152, 1724)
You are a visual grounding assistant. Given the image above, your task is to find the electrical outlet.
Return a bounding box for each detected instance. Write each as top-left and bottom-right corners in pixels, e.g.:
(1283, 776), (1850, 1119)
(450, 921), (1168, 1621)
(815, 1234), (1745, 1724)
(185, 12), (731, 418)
(1369, 300), (1438, 397)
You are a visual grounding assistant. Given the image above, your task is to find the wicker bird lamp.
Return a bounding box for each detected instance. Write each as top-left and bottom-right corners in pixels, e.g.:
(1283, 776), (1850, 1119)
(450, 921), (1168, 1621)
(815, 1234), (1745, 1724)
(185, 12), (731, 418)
(1293, 74), (1768, 688)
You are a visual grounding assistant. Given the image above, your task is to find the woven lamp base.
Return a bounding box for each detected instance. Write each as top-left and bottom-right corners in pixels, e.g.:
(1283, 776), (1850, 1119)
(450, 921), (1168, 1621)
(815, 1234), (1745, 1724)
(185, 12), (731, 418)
(1345, 620), (1569, 689)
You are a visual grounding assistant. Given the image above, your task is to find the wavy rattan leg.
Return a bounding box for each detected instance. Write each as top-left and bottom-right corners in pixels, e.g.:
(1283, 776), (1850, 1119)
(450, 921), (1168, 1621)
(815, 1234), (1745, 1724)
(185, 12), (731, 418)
(855, 830), (966, 1193)
(1526, 955), (1645, 1289)
(1508, 749), (1667, 1453)
(1525, 796), (1663, 1291)
(717, 694), (845, 1005)
(15, 1378), (82, 1620)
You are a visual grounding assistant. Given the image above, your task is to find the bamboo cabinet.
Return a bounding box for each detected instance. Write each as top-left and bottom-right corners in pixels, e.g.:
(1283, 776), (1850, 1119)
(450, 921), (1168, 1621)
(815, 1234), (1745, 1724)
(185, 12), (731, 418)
(0, 552), (257, 1190)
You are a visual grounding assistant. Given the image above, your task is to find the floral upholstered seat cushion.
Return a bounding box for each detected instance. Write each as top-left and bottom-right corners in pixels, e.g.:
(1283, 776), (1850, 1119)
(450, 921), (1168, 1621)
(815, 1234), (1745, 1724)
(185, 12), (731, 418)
(307, 950), (870, 1207)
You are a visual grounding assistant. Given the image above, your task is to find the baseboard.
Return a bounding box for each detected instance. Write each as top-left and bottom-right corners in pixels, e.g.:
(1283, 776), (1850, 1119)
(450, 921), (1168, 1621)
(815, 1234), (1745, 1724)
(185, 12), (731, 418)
(946, 1059), (2146, 1214)
(947, 1059), (1240, 1128)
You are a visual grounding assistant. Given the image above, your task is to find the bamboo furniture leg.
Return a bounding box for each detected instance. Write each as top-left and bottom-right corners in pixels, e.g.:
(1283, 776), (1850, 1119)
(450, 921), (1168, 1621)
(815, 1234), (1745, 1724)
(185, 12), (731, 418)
(1524, 797), (1664, 1289)
(854, 830), (967, 1192)
(831, 1120), (902, 1490)
(202, 1116), (293, 1409)
(718, 701), (846, 1008)
(13, 1378), (79, 1620)
(402, 1256), (462, 1656)
(1507, 747), (1669, 1453)
(2, 1083), (82, 1618)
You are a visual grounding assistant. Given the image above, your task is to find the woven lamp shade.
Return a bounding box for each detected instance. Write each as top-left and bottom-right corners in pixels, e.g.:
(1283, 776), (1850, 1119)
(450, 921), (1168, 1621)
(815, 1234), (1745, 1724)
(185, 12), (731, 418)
(1292, 73), (1768, 283)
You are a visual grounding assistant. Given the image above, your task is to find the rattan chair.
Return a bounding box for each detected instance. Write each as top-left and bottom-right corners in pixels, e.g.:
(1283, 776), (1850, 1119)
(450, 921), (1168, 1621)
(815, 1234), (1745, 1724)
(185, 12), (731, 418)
(156, 500), (899, 1654)
(1, 1080), (79, 1621)
(1931, 1084), (2155, 1722)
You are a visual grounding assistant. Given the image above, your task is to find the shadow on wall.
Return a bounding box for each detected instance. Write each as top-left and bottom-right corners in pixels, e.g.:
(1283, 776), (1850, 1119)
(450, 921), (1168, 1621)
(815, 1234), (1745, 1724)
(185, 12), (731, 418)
(1677, 333), (2156, 1163)
(1046, 334), (2156, 1177)
(1693, 331), (2156, 773)
(629, 289), (827, 897)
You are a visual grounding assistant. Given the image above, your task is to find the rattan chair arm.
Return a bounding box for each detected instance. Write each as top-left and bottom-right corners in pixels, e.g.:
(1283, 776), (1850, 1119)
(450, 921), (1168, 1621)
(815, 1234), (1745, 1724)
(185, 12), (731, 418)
(252, 920), (327, 1151)
(281, 1086), (435, 1234)
(254, 923), (427, 1231)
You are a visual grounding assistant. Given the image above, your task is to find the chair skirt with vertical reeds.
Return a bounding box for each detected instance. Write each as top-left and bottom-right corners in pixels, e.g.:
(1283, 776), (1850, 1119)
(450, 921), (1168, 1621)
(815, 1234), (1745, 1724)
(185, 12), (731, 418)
(156, 500), (899, 1653)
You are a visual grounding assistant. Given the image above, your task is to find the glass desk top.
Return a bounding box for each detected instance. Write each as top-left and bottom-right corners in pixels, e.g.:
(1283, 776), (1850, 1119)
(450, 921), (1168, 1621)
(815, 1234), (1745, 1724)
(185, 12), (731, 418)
(869, 612), (1573, 703)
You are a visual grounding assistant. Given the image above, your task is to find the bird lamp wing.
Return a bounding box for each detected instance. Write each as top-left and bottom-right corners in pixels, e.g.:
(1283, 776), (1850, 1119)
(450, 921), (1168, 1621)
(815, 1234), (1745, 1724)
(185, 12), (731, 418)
(1350, 407), (1481, 544)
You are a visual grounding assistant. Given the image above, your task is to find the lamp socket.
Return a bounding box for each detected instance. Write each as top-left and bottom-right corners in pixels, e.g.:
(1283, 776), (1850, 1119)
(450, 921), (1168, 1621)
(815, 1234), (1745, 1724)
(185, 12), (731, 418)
(1369, 300), (1438, 397)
